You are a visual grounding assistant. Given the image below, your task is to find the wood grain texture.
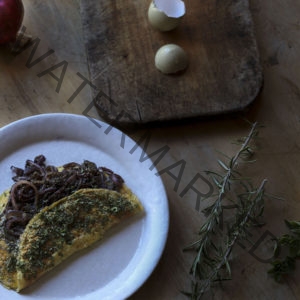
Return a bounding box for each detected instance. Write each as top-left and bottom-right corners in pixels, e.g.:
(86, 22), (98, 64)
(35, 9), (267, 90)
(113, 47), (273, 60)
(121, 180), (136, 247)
(80, 0), (263, 125)
(0, 0), (300, 299)
(0, 0), (98, 128)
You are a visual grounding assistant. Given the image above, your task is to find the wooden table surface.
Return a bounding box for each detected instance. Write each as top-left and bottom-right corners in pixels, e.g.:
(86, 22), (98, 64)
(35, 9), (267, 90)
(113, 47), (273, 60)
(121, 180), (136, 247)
(0, 0), (300, 299)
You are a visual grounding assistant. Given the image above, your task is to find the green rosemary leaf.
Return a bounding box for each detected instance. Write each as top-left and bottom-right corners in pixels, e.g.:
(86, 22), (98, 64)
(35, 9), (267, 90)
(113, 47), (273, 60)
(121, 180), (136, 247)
(211, 175), (223, 189)
(201, 193), (219, 202)
(265, 193), (285, 201)
(285, 220), (300, 235)
(238, 159), (257, 164)
(218, 159), (229, 171)
(225, 258), (231, 277)
(205, 170), (223, 177)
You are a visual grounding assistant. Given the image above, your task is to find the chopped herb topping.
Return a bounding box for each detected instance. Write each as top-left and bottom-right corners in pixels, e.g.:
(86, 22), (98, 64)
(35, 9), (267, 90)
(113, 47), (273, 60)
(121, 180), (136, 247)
(16, 189), (136, 280)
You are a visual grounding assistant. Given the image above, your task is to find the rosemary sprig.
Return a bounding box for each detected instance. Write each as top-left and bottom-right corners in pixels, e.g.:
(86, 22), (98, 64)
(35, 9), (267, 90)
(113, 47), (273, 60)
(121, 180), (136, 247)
(184, 122), (267, 299)
(268, 220), (300, 282)
(194, 179), (267, 297)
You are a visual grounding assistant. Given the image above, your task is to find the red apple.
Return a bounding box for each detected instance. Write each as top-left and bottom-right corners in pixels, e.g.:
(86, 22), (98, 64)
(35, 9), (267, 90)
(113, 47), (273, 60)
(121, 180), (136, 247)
(0, 0), (24, 45)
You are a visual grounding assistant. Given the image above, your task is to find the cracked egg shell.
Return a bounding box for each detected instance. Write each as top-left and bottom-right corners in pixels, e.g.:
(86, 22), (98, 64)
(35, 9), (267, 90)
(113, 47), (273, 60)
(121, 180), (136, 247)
(148, 2), (182, 32)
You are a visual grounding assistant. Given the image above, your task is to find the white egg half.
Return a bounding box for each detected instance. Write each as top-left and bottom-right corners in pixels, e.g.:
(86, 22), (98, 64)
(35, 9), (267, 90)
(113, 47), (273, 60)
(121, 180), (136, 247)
(155, 44), (188, 74)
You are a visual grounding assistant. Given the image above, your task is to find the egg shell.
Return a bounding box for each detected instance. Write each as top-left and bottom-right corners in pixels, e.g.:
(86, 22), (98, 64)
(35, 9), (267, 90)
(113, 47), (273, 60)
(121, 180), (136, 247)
(148, 2), (181, 32)
(155, 44), (188, 74)
(154, 0), (185, 18)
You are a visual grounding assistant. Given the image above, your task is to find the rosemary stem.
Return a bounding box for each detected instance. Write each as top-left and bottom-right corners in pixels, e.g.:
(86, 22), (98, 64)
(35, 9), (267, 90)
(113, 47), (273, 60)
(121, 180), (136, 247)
(230, 122), (258, 168)
(198, 178), (267, 298)
(212, 122), (259, 214)
(185, 122), (264, 300)
(188, 122), (260, 277)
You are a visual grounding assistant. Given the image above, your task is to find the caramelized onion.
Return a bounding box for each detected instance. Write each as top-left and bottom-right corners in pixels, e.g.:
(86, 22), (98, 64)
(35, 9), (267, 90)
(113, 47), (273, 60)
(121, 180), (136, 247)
(2, 155), (125, 240)
(9, 180), (39, 209)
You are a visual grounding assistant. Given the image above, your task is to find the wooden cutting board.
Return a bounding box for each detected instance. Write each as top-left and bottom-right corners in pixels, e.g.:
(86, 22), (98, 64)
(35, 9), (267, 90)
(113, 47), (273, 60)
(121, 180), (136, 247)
(80, 0), (262, 126)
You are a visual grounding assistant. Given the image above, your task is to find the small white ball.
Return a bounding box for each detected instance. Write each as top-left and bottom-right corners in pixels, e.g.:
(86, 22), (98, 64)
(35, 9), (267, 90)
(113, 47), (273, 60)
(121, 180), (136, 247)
(155, 44), (188, 74)
(148, 2), (181, 32)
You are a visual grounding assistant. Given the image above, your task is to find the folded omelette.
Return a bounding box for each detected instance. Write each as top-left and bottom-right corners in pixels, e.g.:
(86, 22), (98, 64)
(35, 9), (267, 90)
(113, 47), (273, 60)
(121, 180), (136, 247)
(0, 155), (143, 292)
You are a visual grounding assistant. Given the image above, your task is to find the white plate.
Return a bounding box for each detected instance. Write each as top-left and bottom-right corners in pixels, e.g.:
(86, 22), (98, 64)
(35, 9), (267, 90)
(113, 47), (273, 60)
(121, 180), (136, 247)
(0, 113), (169, 300)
